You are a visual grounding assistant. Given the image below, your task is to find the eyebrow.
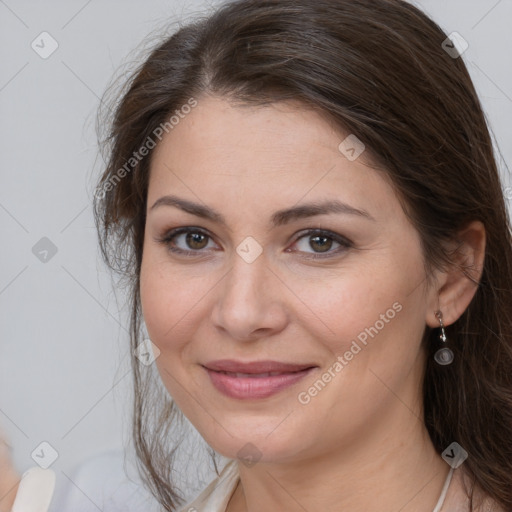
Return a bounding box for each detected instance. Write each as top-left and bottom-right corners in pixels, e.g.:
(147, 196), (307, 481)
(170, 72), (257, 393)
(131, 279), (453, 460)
(149, 194), (375, 227)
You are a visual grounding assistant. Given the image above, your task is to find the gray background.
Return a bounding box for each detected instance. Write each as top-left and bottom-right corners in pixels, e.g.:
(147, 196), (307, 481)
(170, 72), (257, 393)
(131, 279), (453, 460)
(1, 0), (511, 507)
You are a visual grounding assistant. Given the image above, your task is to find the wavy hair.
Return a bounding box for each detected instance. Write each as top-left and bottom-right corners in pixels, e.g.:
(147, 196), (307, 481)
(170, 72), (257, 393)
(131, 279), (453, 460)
(93, 0), (512, 509)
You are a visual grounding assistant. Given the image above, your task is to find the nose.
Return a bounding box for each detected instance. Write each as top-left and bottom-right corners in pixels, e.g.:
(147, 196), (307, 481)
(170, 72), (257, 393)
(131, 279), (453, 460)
(210, 249), (288, 342)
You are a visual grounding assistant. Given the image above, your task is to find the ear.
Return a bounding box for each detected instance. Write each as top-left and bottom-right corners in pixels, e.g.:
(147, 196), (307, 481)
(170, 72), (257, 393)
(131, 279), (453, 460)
(425, 220), (486, 328)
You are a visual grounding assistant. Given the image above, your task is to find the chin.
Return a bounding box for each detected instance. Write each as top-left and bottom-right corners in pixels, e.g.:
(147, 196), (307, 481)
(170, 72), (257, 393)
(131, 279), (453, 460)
(195, 418), (312, 466)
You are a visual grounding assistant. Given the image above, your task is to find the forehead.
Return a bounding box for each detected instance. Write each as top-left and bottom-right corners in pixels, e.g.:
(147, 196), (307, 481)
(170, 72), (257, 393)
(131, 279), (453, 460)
(148, 95), (399, 222)
(152, 95), (347, 166)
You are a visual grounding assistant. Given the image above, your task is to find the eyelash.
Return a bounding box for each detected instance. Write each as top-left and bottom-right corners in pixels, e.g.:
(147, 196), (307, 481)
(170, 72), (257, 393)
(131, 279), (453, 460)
(154, 227), (353, 260)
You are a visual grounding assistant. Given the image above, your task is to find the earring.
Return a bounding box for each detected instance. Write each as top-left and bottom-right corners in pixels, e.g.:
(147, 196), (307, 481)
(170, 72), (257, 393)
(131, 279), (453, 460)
(434, 310), (454, 365)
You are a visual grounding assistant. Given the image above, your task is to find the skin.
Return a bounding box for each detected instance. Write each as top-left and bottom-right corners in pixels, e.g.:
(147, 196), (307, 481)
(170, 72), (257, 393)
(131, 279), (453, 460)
(140, 94), (486, 511)
(0, 430), (19, 512)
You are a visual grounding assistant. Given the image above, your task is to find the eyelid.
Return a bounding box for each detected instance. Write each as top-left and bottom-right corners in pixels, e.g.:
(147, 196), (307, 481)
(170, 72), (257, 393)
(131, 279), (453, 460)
(291, 228), (352, 247)
(153, 226), (217, 256)
(287, 228), (353, 259)
(154, 226), (353, 259)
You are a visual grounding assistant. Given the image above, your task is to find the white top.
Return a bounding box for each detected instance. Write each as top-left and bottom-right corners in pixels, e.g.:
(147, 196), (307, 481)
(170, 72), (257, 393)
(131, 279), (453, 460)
(11, 467), (56, 512)
(178, 460), (456, 512)
(12, 453), (505, 512)
(10, 450), (162, 512)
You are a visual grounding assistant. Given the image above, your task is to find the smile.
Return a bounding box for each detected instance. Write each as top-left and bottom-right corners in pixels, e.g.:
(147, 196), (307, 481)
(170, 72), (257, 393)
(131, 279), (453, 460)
(203, 366), (316, 399)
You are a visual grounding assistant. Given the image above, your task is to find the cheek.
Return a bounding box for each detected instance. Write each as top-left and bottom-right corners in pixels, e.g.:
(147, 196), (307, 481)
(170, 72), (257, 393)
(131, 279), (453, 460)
(294, 281), (425, 433)
(139, 258), (201, 402)
(139, 253), (217, 361)
(305, 266), (424, 380)
(299, 272), (397, 345)
(140, 255), (186, 350)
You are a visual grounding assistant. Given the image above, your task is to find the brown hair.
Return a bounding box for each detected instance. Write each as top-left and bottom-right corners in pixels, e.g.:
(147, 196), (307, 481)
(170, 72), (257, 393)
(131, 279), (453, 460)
(93, 0), (512, 510)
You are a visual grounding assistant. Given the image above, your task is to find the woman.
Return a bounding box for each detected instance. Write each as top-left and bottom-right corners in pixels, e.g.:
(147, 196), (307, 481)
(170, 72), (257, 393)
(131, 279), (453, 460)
(93, 0), (512, 510)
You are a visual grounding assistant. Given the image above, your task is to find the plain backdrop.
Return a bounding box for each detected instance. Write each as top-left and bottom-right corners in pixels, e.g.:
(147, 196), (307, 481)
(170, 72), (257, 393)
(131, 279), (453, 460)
(1, 0), (511, 508)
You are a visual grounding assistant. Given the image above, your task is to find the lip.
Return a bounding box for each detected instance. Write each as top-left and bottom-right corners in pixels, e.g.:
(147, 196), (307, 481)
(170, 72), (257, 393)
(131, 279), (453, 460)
(202, 360), (317, 400)
(203, 359), (316, 374)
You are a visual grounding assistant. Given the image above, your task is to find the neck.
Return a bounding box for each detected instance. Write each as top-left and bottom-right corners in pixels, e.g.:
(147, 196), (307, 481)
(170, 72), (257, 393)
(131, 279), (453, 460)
(228, 401), (450, 512)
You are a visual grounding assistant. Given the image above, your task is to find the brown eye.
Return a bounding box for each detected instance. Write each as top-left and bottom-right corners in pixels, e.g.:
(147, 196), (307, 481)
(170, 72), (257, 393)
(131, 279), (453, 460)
(308, 235), (333, 253)
(155, 227), (352, 260)
(155, 227), (217, 256)
(185, 232), (209, 250)
(289, 229), (353, 259)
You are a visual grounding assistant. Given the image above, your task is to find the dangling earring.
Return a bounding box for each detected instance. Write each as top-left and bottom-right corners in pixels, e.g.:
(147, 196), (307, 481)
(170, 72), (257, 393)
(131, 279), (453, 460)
(434, 310), (454, 365)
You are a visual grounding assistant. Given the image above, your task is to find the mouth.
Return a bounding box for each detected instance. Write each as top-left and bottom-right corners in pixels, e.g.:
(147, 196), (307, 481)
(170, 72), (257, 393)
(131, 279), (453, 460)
(203, 359), (316, 374)
(213, 370), (308, 378)
(202, 360), (317, 399)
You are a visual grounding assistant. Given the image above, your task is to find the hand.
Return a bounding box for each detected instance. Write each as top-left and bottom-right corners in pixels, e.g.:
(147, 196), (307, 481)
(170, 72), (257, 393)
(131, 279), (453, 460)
(0, 428), (20, 512)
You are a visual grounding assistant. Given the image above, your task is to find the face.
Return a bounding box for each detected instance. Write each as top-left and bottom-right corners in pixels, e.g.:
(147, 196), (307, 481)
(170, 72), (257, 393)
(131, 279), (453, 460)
(140, 95), (435, 464)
